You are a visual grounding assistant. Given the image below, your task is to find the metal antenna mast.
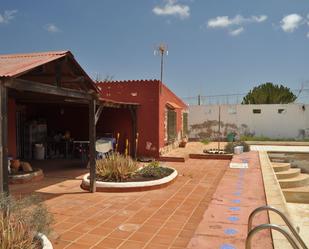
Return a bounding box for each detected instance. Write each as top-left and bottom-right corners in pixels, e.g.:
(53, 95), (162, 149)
(154, 43), (168, 83)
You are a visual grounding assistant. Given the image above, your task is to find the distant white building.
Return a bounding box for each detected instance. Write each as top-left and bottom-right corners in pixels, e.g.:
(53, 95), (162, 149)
(189, 104), (309, 139)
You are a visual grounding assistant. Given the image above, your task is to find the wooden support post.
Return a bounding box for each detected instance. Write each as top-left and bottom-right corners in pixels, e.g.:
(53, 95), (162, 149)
(89, 98), (96, 193)
(0, 82), (8, 194)
(129, 106), (137, 158)
(95, 104), (104, 125)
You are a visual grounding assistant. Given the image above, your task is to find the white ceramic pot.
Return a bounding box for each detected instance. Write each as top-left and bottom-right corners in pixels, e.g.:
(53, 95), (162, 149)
(36, 233), (53, 249)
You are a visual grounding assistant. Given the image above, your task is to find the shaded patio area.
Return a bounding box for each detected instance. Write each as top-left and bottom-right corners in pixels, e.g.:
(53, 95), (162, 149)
(10, 159), (228, 249)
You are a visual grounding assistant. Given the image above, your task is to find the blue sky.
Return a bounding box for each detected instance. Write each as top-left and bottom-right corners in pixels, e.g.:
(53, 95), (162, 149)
(1, 0), (309, 100)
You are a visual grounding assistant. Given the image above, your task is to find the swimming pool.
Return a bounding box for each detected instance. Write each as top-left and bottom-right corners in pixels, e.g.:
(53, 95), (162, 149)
(268, 152), (309, 173)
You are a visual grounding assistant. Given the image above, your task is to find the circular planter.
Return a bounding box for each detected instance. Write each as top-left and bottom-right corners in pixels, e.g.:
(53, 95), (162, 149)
(35, 233), (53, 249)
(9, 168), (44, 184)
(81, 167), (178, 192)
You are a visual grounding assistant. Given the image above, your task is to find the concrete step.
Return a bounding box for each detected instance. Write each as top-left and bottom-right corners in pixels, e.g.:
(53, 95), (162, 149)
(276, 168), (301, 179)
(283, 186), (309, 203)
(279, 174), (309, 189)
(272, 162), (291, 172)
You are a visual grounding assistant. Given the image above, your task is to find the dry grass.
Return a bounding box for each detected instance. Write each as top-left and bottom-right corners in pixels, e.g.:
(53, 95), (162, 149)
(96, 153), (139, 182)
(0, 194), (53, 249)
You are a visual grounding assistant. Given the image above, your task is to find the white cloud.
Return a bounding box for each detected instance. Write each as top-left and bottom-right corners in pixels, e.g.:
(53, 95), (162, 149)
(229, 27), (244, 36)
(307, 32), (309, 39)
(207, 16), (233, 28)
(153, 0), (190, 19)
(280, 14), (303, 32)
(45, 23), (60, 33)
(252, 15), (268, 23)
(0, 10), (18, 24)
(207, 15), (267, 28)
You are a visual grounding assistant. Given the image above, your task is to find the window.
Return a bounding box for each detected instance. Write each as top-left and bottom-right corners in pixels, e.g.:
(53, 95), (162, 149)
(167, 109), (177, 143)
(278, 109), (286, 114)
(253, 109), (261, 114)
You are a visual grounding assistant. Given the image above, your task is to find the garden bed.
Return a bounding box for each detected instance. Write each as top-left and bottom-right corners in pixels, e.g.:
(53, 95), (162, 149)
(81, 166), (177, 192)
(9, 168), (44, 184)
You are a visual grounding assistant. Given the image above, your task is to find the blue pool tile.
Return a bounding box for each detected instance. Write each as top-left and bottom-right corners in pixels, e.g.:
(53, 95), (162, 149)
(224, 228), (238, 235)
(232, 199), (241, 203)
(228, 216), (240, 222)
(229, 207), (240, 211)
(220, 244), (236, 249)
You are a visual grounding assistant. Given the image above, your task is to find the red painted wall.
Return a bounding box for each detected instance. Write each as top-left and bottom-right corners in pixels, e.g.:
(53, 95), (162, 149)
(8, 98), (17, 158)
(98, 80), (187, 157)
(98, 81), (160, 157)
(159, 84), (187, 149)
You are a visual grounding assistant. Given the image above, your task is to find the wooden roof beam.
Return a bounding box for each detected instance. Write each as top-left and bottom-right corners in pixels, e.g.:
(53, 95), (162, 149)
(3, 78), (93, 100)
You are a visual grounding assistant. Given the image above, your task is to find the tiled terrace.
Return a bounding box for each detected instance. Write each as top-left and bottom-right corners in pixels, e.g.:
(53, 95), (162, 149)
(10, 159), (228, 249)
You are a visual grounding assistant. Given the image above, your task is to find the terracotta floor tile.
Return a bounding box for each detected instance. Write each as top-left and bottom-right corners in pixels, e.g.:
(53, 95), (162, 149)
(59, 231), (83, 242)
(88, 227), (113, 236)
(150, 234), (175, 246)
(10, 156), (231, 249)
(70, 222), (97, 233)
(108, 229), (133, 239)
(65, 242), (90, 249)
(178, 229), (194, 239)
(144, 243), (170, 249)
(101, 220), (122, 229)
(74, 233), (102, 246)
(172, 237), (190, 248)
(51, 239), (70, 249)
(117, 240), (145, 249)
(158, 228), (180, 237)
(95, 237), (124, 248)
(129, 231), (154, 242)
(53, 222), (76, 231)
(65, 216), (86, 224)
(138, 224), (161, 234)
(92, 246), (114, 249)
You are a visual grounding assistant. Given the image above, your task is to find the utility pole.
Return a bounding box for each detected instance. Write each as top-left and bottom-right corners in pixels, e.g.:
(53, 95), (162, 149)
(154, 44), (168, 92)
(218, 105), (221, 151)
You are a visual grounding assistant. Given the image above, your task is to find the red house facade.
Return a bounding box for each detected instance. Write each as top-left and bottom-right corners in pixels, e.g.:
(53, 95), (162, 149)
(97, 80), (188, 158)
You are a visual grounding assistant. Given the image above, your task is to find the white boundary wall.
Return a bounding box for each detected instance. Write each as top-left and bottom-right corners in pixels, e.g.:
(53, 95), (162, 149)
(189, 104), (309, 139)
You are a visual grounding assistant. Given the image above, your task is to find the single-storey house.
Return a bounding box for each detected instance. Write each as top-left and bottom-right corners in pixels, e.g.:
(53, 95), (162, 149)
(97, 80), (188, 158)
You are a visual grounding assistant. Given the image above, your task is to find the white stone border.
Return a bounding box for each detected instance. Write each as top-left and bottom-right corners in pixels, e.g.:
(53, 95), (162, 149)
(82, 167), (177, 189)
(9, 168), (43, 180)
(36, 233), (53, 249)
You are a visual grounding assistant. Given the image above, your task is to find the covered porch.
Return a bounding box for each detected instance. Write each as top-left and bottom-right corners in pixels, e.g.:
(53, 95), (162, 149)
(0, 50), (138, 193)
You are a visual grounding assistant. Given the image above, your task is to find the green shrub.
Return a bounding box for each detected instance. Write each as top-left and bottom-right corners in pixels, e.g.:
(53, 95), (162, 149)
(224, 141), (250, 154)
(201, 139), (210, 145)
(0, 194), (53, 249)
(96, 153), (138, 182)
(147, 161), (160, 167)
(139, 164), (174, 178)
(240, 135), (309, 142)
(240, 135), (272, 141)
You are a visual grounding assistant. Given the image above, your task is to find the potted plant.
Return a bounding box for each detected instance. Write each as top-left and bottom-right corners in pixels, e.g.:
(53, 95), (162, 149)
(0, 194), (53, 249)
(179, 136), (188, 148)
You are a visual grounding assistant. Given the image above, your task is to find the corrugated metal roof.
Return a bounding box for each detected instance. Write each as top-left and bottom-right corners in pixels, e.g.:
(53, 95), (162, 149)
(0, 50), (69, 77)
